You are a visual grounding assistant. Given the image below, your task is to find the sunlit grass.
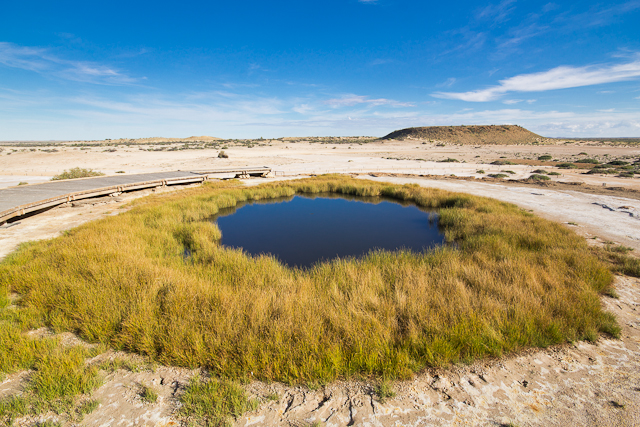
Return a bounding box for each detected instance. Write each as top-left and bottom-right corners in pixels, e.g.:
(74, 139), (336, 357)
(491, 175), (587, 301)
(0, 325), (101, 423)
(179, 375), (258, 426)
(0, 176), (620, 385)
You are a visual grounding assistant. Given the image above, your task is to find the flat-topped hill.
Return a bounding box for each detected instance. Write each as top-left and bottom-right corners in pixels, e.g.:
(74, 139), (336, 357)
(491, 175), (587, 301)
(382, 125), (545, 144)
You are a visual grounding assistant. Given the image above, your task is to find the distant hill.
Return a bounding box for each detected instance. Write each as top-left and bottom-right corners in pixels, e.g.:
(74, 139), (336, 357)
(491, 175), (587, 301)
(130, 136), (222, 143)
(382, 125), (545, 145)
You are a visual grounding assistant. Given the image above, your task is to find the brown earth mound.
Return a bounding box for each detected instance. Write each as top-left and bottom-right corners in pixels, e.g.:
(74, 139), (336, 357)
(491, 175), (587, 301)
(382, 125), (545, 145)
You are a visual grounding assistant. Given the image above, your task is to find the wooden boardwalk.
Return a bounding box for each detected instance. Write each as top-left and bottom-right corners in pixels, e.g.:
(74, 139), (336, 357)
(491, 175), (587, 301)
(0, 167), (270, 224)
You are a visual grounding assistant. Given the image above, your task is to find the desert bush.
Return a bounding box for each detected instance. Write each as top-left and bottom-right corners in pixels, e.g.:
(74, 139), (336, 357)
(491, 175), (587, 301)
(586, 168), (618, 175)
(606, 160), (628, 166)
(51, 168), (104, 181)
(538, 155), (552, 161)
(491, 160), (513, 165)
(556, 163), (577, 169)
(218, 151), (229, 158)
(528, 174), (550, 181)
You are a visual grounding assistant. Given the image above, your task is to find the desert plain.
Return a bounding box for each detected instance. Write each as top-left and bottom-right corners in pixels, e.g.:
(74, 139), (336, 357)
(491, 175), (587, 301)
(0, 131), (639, 426)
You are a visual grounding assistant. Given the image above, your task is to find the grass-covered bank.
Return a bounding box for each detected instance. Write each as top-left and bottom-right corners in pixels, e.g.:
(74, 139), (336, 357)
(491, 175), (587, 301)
(0, 176), (619, 384)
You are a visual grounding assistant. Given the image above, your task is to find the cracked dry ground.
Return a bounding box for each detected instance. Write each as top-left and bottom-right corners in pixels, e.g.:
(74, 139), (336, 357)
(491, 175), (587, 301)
(3, 275), (636, 426)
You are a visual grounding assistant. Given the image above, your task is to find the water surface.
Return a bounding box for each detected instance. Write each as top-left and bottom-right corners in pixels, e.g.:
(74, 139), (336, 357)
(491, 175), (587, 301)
(215, 194), (445, 268)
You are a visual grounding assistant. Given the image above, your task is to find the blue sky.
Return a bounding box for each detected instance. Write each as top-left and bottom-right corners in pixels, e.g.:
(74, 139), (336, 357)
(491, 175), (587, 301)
(1, 0), (639, 139)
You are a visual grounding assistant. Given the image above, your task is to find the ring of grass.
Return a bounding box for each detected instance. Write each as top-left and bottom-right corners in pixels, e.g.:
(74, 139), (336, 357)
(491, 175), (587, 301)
(0, 176), (619, 383)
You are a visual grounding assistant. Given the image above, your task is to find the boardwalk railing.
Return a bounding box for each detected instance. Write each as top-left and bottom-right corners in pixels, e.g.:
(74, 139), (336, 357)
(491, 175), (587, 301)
(0, 167), (270, 224)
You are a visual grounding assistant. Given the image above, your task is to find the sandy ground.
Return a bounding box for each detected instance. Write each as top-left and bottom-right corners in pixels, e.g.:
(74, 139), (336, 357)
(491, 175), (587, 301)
(1, 139), (639, 426)
(1, 139), (638, 186)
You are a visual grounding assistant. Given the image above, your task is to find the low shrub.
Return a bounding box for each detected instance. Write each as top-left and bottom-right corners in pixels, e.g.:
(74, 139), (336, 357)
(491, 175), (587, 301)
(491, 160), (513, 165)
(528, 174), (550, 181)
(51, 168), (105, 181)
(556, 163), (577, 169)
(586, 168), (618, 175)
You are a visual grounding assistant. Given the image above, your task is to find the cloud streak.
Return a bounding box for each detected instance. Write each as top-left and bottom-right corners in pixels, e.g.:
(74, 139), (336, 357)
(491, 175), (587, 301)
(433, 58), (640, 101)
(323, 94), (414, 108)
(0, 42), (138, 85)
(1, 85), (639, 139)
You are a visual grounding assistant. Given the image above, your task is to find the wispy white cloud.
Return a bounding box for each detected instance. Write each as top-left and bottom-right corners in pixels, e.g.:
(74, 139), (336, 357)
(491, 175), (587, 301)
(433, 58), (640, 102)
(496, 22), (548, 50)
(436, 78), (457, 88)
(369, 58), (393, 66)
(502, 99), (522, 104)
(440, 29), (487, 56)
(475, 0), (517, 24)
(2, 85), (640, 139)
(563, 0), (640, 28)
(0, 42), (138, 85)
(323, 94), (414, 108)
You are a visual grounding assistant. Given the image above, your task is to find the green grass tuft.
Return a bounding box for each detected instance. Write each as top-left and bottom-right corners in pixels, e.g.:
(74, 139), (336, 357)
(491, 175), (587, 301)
(29, 346), (101, 400)
(594, 246), (640, 278)
(179, 375), (258, 426)
(375, 379), (396, 403)
(141, 384), (158, 403)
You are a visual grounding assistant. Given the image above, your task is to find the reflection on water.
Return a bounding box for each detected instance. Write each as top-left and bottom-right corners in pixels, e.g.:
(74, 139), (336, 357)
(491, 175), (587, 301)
(214, 193), (446, 269)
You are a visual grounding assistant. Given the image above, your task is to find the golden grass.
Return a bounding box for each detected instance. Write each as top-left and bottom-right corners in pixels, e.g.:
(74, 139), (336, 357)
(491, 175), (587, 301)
(0, 176), (619, 384)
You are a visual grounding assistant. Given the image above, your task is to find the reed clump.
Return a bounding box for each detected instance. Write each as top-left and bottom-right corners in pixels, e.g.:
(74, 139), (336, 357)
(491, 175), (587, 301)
(0, 176), (619, 383)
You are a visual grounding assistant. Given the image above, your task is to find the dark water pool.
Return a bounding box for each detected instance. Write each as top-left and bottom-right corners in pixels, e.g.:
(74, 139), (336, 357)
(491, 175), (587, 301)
(214, 194), (446, 269)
